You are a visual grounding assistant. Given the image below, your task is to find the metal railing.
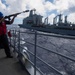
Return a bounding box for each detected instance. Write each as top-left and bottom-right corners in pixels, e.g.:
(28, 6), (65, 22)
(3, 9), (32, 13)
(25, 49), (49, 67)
(9, 29), (75, 75)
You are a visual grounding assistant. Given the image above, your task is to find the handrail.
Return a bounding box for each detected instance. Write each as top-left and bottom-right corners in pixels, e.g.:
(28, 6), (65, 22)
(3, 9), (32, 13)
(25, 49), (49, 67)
(9, 29), (75, 75)
(20, 46), (63, 75)
(20, 40), (75, 62)
(16, 30), (75, 40)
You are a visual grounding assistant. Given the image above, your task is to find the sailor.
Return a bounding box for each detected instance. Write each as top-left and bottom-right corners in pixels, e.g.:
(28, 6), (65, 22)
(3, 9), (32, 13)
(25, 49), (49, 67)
(0, 12), (17, 58)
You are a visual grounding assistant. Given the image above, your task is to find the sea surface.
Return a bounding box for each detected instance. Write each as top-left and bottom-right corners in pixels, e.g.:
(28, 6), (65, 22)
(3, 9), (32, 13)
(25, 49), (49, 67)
(7, 24), (75, 75)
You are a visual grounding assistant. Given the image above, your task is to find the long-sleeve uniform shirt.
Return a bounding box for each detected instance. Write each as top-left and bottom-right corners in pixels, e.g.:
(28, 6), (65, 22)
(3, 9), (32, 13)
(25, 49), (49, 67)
(0, 20), (10, 36)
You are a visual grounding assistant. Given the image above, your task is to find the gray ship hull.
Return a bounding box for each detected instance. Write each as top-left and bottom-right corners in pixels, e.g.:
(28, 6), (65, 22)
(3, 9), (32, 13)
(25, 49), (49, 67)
(19, 24), (75, 36)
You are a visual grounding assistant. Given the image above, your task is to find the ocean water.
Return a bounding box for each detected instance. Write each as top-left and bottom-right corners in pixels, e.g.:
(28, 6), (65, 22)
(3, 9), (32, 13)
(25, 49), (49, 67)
(19, 29), (75, 75)
(8, 25), (75, 75)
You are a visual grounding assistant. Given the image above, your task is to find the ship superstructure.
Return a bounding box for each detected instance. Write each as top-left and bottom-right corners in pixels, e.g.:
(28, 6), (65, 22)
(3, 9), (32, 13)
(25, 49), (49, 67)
(23, 9), (43, 27)
(19, 9), (75, 36)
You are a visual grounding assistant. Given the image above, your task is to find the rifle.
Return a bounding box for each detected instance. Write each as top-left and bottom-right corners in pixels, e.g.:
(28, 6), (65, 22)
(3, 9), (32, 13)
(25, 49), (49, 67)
(4, 10), (29, 19)
(0, 10), (29, 23)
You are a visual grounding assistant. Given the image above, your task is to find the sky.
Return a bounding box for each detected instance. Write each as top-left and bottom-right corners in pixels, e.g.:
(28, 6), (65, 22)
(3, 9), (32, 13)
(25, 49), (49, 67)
(0, 0), (75, 24)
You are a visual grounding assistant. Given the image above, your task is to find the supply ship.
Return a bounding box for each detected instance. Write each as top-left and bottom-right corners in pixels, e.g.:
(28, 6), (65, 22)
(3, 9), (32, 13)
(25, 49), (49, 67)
(19, 9), (75, 36)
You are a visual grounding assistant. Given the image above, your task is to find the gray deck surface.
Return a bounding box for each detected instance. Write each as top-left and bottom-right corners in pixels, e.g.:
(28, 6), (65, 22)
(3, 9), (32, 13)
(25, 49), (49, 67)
(0, 49), (29, 75)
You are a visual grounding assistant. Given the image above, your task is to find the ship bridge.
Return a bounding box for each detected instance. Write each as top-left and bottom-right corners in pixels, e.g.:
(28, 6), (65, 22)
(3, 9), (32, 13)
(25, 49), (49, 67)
(1, 28), (75, 75)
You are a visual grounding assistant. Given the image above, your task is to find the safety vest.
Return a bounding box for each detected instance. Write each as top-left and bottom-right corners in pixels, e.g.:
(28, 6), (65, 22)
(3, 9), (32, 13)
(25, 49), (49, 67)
(0, 22), (7, 36)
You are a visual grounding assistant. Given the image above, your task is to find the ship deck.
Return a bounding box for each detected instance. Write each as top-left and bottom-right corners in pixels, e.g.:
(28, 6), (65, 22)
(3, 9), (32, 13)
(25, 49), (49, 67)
(0, 48), (30, 75)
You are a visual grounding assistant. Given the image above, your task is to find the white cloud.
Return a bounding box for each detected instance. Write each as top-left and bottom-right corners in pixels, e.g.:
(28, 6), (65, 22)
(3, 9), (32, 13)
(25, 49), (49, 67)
(5, 0), (27, 14)
(53, 0), (75, 23)
(44, 1), (56, 11)
(0, 0), (6, 12)
(1, 0), (56, 16)
(54, 0), (69, 13)
(54, 0), (75, 14)
(26, 0), (47, 16)
(48, 13), (56, 24)
(67, 13), (75, 23)
(0, 0), (53, 23)
(0, 0), (75, 24)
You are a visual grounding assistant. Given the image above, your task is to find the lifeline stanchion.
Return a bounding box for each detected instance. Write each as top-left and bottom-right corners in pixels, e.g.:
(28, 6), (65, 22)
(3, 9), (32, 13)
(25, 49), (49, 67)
(34, 30), (37, 75)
